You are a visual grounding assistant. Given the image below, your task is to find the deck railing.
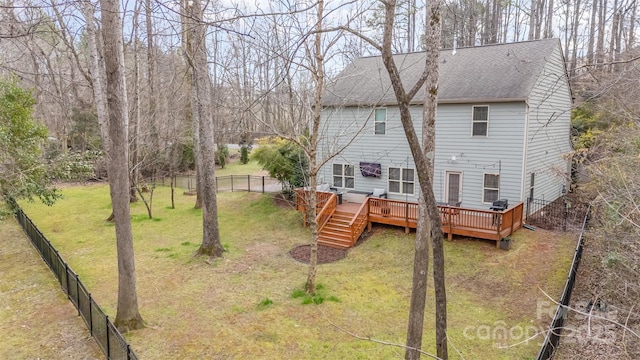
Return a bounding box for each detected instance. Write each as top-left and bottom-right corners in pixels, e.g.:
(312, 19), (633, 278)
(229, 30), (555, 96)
(295, 189), (337, 229)
(295, 189), (524, 246)
(295, 189), (334, 225)
(316, 193), (338, 232)
(370, 198), (524, 243)
(348, 200), (369, 246)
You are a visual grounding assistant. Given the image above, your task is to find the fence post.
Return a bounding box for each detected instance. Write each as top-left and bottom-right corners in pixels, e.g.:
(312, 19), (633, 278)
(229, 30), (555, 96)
(105, 316), (111, 359)
(262, 176), (265, 193)
(89, 293), (93, 336)
(215, 176), (218, 192)
(231, 175), (234, 192)
(248, 175), (251, 192)
(76, 276), (81, 316)
(65, 263), (71, 300)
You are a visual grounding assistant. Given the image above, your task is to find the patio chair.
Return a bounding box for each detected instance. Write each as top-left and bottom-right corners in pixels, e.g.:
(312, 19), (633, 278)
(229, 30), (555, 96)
(372, 188), (387, 198)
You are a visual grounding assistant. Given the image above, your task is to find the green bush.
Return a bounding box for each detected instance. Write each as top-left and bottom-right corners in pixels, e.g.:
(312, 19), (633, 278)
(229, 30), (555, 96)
(215, 144), (229, 168)
(251, 137), (308, 191)
(240, 145), (250, 164)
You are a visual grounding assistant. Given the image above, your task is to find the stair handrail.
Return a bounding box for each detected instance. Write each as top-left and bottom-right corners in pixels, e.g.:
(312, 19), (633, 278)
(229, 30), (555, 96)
(316, 192), (337, 232)
(348, 199), (370, 245)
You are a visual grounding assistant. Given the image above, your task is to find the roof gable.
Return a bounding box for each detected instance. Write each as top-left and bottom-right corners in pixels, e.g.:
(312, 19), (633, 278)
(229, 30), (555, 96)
(322, 39), (562, 107)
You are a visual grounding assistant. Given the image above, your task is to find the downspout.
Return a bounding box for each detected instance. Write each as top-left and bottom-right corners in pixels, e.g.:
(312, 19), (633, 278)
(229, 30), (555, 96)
(520, 101), (530, 210)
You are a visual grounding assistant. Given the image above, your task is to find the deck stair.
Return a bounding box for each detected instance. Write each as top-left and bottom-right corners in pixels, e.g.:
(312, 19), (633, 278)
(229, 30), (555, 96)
(318, 211), (357, 249)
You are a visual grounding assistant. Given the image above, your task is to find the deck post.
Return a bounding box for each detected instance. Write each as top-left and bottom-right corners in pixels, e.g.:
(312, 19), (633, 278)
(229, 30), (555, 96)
(447, 210), (453, 241)
(496, 213), (501, 247)
(367, 198), (372, 231)
(404, 202), (409, 234)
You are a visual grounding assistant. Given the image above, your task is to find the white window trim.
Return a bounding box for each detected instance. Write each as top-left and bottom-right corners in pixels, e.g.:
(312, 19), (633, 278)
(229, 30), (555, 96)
(482, 172), (500, 203)
(471, 105), (489, 137)
(374, 108), (387, 135)
(388, 167), (415, 195)
(332, 163), (355, 189)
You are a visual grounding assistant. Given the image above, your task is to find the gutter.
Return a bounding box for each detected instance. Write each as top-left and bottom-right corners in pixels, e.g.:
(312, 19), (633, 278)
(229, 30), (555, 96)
(520, 100), (530, 205)
(323, 98), (529, 108)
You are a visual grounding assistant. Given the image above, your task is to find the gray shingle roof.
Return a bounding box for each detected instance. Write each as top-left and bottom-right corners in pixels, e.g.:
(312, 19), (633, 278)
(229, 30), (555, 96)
(322, 38), (561, 107)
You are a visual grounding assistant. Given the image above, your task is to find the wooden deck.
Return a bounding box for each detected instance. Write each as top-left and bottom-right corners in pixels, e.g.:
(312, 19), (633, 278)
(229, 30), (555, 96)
(295, 189), (524, 248)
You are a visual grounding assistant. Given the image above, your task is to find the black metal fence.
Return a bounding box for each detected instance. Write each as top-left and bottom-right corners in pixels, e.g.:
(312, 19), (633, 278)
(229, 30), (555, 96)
(13, 205), (138, 360)
(526, 196), (590, 231)
(154, 175), (282, 194)
(536, 205), (590, 360)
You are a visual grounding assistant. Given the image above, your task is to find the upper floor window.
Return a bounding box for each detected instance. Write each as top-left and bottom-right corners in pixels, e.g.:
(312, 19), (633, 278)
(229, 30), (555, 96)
(389, 167), (415, 195)
(333, 163), (354, 189)
(472, 106), (489, 137)
(483, 173), (500, 203)
(374, 108), (386, 135)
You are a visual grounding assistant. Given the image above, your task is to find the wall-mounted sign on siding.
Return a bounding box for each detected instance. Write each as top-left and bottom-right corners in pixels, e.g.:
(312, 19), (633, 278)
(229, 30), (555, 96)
(359, 162), (381, 177)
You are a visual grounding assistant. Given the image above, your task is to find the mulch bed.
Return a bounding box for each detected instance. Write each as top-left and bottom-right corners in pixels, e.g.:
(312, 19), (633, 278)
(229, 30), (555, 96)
(289, 244), (348, 264)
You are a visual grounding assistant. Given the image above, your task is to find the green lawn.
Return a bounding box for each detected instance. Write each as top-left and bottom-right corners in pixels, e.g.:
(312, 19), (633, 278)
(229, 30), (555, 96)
(0, 215), (103, 359)
(19, 185), (577, 359)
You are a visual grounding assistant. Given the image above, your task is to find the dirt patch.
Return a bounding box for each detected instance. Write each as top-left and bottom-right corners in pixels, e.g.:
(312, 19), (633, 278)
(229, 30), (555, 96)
(289, 244), (348, 264)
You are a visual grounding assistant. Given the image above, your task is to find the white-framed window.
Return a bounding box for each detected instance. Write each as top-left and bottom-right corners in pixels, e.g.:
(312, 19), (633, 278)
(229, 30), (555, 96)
(389, 167), (415, 195)
(483, 173), (500, 203)
(374, 108), (386, 135)
(332, 163), (354, 189)
(472, 105), (489, 137)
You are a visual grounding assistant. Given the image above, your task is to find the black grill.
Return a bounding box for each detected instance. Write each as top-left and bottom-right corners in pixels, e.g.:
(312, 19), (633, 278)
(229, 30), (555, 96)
(490, 199), (508, 211)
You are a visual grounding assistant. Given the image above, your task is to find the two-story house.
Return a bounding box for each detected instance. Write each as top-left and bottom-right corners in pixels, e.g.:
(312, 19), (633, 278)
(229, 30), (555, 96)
(317, 38), (572, 211)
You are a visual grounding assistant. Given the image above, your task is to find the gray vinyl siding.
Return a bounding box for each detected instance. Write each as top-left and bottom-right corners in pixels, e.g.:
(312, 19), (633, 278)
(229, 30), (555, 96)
(524, 45), (572, 203)
(317, 106), (423, 202)
(433, 103), (527, 209)
(318, 102), (528, 209)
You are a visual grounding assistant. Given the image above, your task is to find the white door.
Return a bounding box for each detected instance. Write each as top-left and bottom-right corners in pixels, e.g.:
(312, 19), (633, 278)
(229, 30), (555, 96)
(445, 172), (462, 205)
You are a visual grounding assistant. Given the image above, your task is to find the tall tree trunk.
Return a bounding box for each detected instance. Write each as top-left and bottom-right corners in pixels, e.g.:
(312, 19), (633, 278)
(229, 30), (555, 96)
(186, 0), (224, 260)
(81, 0), (109, 155)
(378, 1), (448, 358)
(82, 0), (112, 221)
(99, 0), (144, 332)
(529, 0), (537, 40)
(570, 0), (583, 77)
(180, 0), (202, 209)
(405, 190), (430, 360)
(545, 0), (554, 38)
(304, 0), (325, 295)
(130, 2), (141, 203)
(596, 0), (607, 67)
(628, 1), (636, 50)
(405, 0), (443, 355)
(145, 0), (158, 154)
(609, 0), (620, 71)
(424, 1), (447, 358)
(587, 0), (598, 65)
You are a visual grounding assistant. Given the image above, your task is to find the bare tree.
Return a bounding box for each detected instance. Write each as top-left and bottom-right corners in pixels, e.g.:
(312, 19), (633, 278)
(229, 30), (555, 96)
(378, 0), (449, 357)
(99, 0), (144, 332)
(184, 0), (224, 259)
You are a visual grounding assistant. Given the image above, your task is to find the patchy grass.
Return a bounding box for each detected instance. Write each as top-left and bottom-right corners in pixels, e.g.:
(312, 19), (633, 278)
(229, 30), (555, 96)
(215, 158), (265, 177)
(0, 217), (103, 359)
(19, 186), (577, 359)
(291, 284), (341, 305)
